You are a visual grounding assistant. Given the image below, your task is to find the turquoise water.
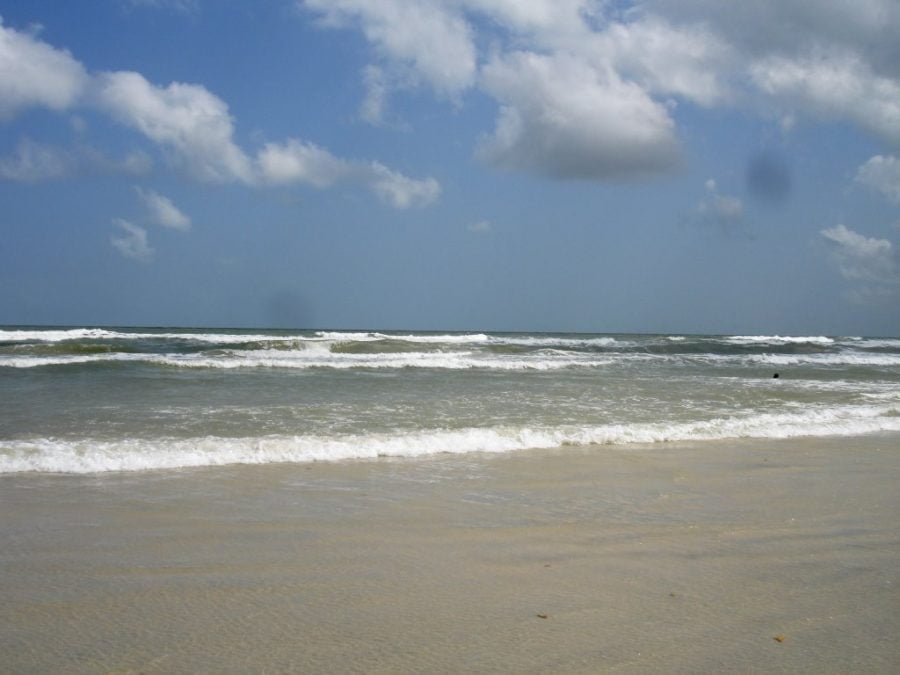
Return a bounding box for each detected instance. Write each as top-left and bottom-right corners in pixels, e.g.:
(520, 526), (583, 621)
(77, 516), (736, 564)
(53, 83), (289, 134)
(1, 326), (899, 472)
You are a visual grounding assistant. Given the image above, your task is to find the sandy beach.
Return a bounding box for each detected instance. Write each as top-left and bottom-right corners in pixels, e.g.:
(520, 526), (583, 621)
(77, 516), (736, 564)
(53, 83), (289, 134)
(2, 434), (899, 673)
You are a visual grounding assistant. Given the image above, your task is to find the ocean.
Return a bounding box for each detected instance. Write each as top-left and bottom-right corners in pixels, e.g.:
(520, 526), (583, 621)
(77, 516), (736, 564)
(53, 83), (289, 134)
(2, 326), (899, 473)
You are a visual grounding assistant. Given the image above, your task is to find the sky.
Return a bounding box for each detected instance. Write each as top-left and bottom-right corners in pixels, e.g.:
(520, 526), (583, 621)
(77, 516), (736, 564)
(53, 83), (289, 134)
(1, 0), (899, 336)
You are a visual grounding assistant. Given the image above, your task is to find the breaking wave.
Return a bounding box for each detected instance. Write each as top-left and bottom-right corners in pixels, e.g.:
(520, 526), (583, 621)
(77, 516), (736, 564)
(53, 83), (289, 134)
(4, 403), (898, 474)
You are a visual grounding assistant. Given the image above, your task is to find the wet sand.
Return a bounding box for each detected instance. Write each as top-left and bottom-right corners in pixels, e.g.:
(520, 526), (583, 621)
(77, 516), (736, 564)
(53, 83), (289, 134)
(2, 435), (899, 673)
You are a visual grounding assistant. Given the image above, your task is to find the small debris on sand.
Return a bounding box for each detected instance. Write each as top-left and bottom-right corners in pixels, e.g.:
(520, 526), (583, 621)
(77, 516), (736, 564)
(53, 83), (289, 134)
(536, 614), (548, 619)
(773, 634), (786, 643)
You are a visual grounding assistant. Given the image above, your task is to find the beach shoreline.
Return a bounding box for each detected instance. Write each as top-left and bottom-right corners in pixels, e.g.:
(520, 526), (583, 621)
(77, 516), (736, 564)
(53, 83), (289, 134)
(2, 433), (899, 672)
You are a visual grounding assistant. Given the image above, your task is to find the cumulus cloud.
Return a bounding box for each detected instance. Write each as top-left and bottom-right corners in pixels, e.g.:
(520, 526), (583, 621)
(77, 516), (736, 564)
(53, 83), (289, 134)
(302, 0), (900, 180)
(366, 162), (440, 208)
(0, 20), (436, 208)
(111, 218), (153, 261)
(594, 16), (734, 107)
(257, 138), (439, 208)
(256, 139), (349, 188)
(91, 70), (440, 204)
(95, 71), (255, 184)
(820, 224), (898, 285)
(856, 155), (900, 203)
(478, 51), (679, 180)
(136, 187), (191, 230)
(647, 0), (900, 73)
(303, 0), (477, 97)
(749, 52), (900, 148)
(0, 19), (88, 119)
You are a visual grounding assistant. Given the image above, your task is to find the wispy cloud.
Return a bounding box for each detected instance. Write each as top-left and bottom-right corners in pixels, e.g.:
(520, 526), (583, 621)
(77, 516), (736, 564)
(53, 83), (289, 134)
(0, 138), (71, 181)
(468, 220), (492, 234)
(110, 218), (153, 262)
(257, 139), (440, 208)
(0, 137), (152, 182)
(820, 224), (897, 284)
(856, 155), (900, 203)
(820, 223), (899, 303)
(136, 187), (191, 230)
(686, 179), (746, 234)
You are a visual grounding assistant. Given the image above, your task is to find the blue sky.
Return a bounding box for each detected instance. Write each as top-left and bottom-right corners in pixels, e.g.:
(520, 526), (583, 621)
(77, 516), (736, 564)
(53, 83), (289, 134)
(1, 0), (899, 335)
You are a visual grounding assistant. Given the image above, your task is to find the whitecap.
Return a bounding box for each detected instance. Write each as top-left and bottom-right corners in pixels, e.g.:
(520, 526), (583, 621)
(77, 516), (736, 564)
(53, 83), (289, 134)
(4, 402), (898, 474)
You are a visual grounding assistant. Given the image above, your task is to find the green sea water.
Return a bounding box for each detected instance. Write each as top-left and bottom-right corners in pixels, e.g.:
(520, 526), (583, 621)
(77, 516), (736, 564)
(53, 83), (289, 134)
(1, 326), (899, 472)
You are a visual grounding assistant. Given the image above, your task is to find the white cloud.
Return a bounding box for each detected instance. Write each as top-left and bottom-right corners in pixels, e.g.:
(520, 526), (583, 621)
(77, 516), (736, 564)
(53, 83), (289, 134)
(820, 224), (897, 284)
(0, 139), (153, 181)
(302, 0), (900, 180)
(0, 138), (71, 181)
(95, 71), (255, 183)
(257, 138), (439, 208)
(0, 14), (442, 208)
(593, 17), (734, 107)
(302, 0), (477, 97)
(120, 150), (154, 175)
(136, 187), (191, 230)
(360, 65), (389, 125)
(256, 139), (350, 188)
(111, 218), (153, 261)
(92, 70), (439, 207)
(461, 0), (593, 38)
(856, 155), (900, 203)
(478, 51), (679, 180)
(367, 162), (440, 208)
(750, 52), (900, 148)
(689, 178), (745, 233)
(0, 18), (88, 119)
(647, 0), (900, 70)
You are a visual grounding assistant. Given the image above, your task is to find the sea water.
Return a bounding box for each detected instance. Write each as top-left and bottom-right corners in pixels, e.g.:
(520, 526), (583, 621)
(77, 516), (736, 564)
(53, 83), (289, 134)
(1, 326), (899, 473)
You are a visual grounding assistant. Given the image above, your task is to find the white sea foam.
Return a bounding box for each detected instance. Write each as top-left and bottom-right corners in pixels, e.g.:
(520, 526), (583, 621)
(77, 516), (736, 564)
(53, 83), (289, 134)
(4, 403), (898, 474)
(0, 349), (611, 371)
(488, 335), (622, 348)
(849, 338), (900, 349)
(0, 328), (618, 349)
(378, 332), (491, 344)
(0, 328), (308, 344)
(727, 335), (835, 345)
(317, 332), (620, 348)
(0, 354), (142, 368)
(746, 352), (900, 367)
(313, 331), (383, 341)
(0, 328), (127, 342)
